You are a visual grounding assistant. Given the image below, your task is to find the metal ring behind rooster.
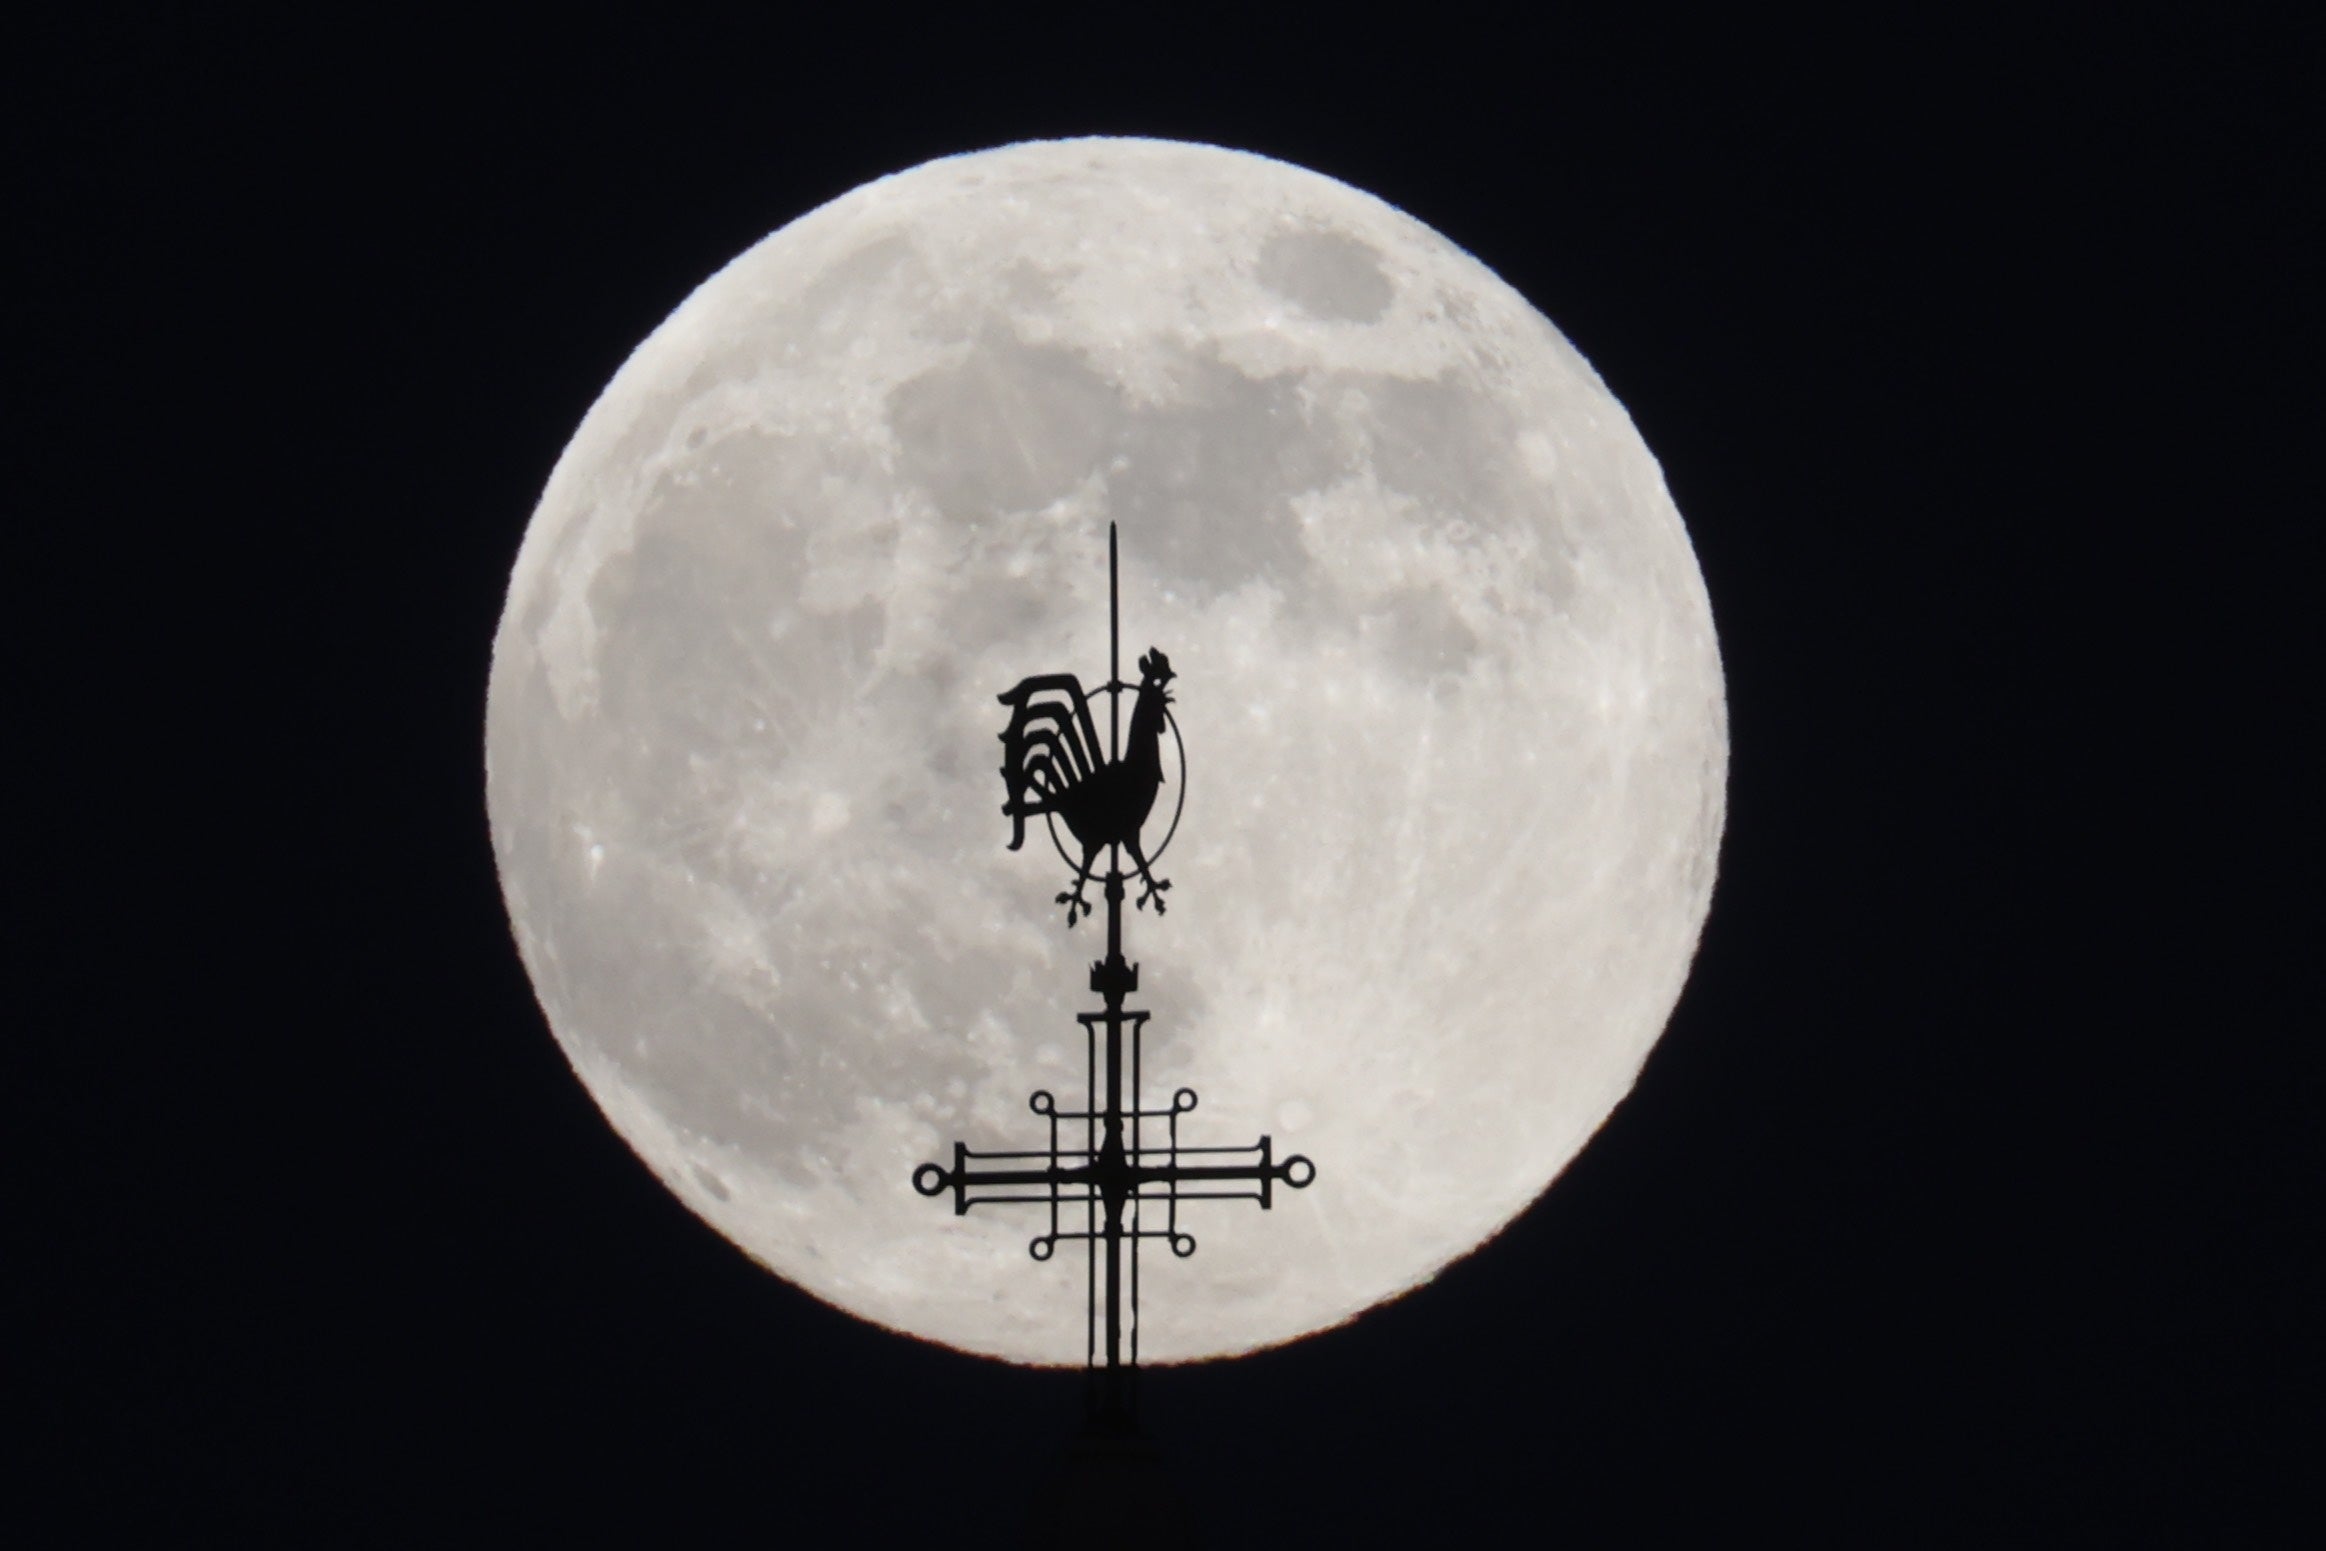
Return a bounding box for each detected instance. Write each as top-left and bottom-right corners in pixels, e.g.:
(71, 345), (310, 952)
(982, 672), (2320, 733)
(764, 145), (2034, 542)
(1040, 686), (1187, 874)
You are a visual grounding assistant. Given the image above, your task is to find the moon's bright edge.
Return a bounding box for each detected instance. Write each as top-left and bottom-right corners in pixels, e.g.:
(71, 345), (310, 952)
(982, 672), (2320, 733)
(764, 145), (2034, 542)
(486, 139), (1725, 1365)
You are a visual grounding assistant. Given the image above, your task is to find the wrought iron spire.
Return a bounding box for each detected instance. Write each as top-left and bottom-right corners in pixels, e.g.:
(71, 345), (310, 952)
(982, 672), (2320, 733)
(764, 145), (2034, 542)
(914, 522), (1314, 1428)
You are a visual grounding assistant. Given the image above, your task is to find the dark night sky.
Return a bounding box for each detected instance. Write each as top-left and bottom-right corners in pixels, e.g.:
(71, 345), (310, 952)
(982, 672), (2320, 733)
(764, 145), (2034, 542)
(17, 10), (2312, 1545)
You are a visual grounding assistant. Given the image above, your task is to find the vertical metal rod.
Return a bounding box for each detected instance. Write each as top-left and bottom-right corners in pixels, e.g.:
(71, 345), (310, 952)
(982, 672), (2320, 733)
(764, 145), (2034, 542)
(1102, 520), (1125, 1421)
(1103, 861), (1124, 1388)
(1108, 521), (1120, 763)
(1131, 1012), (1142, 1374)
(1085, 1014), (1096, 1379)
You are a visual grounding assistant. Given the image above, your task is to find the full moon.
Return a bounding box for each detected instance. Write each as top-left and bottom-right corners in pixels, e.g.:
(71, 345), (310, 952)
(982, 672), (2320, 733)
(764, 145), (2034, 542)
(487, 139), (1724, 1364)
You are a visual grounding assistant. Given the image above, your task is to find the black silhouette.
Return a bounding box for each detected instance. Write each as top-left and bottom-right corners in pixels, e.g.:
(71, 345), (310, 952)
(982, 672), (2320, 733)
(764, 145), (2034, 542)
(999, 648), (1177, 924)
(916, 523), (1313, 1431)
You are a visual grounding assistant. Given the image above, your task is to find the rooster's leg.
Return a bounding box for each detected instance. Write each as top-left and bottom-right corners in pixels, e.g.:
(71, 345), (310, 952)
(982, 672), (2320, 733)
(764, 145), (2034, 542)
(1124, 834), (1172, 915)
(1055, 843), (1102, 927)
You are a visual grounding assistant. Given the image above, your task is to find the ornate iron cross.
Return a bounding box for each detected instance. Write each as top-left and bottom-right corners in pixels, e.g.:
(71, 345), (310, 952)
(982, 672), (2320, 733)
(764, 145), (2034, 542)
(913, 523), (1314, 1427)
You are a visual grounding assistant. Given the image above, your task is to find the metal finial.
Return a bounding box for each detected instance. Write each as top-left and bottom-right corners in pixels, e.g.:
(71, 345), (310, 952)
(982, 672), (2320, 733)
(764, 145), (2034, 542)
(917, 527), (1313, 1427)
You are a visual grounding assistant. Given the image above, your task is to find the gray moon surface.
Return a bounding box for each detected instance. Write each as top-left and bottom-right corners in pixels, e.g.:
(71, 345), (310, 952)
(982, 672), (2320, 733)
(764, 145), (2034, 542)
(486, 138), (1725, 1364)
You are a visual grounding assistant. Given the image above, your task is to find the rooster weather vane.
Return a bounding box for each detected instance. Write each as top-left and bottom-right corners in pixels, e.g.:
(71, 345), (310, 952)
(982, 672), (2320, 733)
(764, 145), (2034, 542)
(914, 523), (1314, 1429)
